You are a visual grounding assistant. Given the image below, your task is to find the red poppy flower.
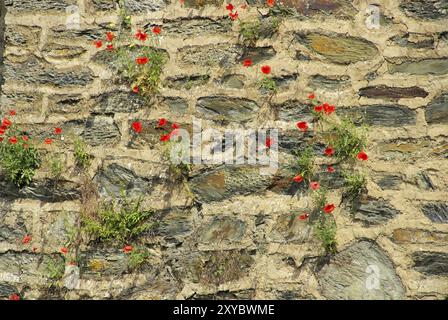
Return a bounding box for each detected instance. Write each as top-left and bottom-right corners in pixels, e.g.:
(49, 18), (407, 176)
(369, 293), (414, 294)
(93, 40), (102, 48)
(22, 135), (29, 141)
(136, 57), (149, 65)
(9, 136), (17, 144)
(0, 137), (3, 142)
(152, 26), (161, 35)
(22, 235), (31, 244)
(132, 121), (143, 133)
(123, 245), (133, 253)
(243, 58), (252, 67)
(60, 247), (69, 254)
(296, 121), (308, 132)
(132, 86), (139, 93)
(0, 128), (5, 135)
(265, 137), (273, 148)
(308, 93), (315, 100)
(106, 31), (115, 42)
(54, 127), (62, 135)
(357, 151), (368, 161)
(9, 294), (20, 301)
(226, 3), (234, 11)
(293, 175), (303, 183)
(160, 134), (170, 142)
(261, 65), (271, 74)
(44, 138), (53, 145)
(327, 166), (335, 173)
(106, 44), (114, 51)
(323, 103), (335, 115)
(158, 118), (167, 127)
(171, 123), (179, 129)
(314, 105), (323, 113)
(9, 110), (16, 116)
(2, 118), (12, 127)
(324, 204), (335, 214)
(324, 147), (334, 156)
(135, 30), (148, 41)
(298, 213), (309, 220)
(229, 11), (239, 20)
(267, 0), (275, 7)
(310, 181), (320, 191)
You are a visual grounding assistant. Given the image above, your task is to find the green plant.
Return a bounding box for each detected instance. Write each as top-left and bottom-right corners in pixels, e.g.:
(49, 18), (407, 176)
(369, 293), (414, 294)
(0, 133), (40, 187)
(128, 246), (151, 270)
(315, 218), (337, 254)
(73, 138), (91, 169)
(118, 0), (131, 28)
(49, 155), (64, 180)
(239, 20), (261, 45)
(45, 256), (65, 281)
(82, 192), (156, 244)
(161, 140), (191, 179)
(343, 171), (367, 199)
(259, 77), (277, 93)
(294, 146), (315, 182)
(328, 118), (368, 161)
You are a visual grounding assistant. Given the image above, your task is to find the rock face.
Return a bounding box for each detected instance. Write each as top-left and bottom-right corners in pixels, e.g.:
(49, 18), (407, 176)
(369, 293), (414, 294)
(1, 0), (448, 301)
(318, 241), (406, 299)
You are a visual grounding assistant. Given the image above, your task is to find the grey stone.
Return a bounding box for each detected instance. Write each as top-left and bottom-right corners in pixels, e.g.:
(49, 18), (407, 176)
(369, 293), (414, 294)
(182, 0), (223, 8)
(5, 25), (40, 47)
(400, 0), (448, 20)
(309, 75), (351, 90)
(274, 100), (313, 122)
(389, 33), (434, 49)
(0, 283), (18, 298)
(89, 0), (167, 12)
(220, 74), (246, 89)
(80, 249), (130, 278)
(5, 0), (77, 12)
(374, 174), (403, 190)
(241, 46), (276, 64)
(425, 92), (448, 124)
(388, 58), (448, 75)
(199, 217), (246, 243)
(82, 116), (121, 146)
(165, 74), (210, 90)
(4, 56), (94, 87)
(0, 179), (80, 202)
(421, 202), (448, 223)
(178, 44), (243, 67)
(190, 166), (274, 203)
(157, 209), (194, 241)
(352, 198), (399, 225)
(340, 105), (417, 126)
(269, 214), (312, 243)
(150, 17), (231, 36)
(196, 96), (259, 122)
(359, 85), (428, 99)
(319, 240), (405, 299)
(163, 97), (189, 114)
(413, 251), (448, 275)
(92, 91), (147, 114)
(95, 163), (150, 197)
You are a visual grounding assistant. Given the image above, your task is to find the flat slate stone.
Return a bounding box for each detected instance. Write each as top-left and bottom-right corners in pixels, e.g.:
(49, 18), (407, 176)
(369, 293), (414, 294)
(352, 198), (399, 226)
(359, 85), (428, 99)
(318, 240), (405, 299)
(296, 32), (379, 65)
(340, 105), (417, 127)
(425, 92), (448, 124)
(196, 96), (259, 122)
(400, 0), (448, 20)
(388, 58), (448, 75)
(413, 251), (448, 276)
(421, 202), (448, 223)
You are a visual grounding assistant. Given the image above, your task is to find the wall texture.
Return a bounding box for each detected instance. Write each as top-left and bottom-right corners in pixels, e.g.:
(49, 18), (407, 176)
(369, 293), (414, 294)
(0, 0), (448, 300)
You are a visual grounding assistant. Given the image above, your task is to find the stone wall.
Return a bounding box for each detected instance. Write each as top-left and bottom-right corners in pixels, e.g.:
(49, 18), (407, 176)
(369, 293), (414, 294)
(0, 0), (447, 300)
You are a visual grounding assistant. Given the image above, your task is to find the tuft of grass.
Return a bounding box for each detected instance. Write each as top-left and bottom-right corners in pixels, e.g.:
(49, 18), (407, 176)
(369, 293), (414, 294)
(0, 135), (40, 187)
(259, 77), (277, 94)
(128, 246), (151, 271)
(239, 20), (261, 46)
(45, 255), (65, 281)
(49, 155), (64, 181)
(82, 192), (156, 244)
(73, 138), (91, 169)
(328, 118), (368, 161)
(343, 171), (367, 199)
(295, 146), (315, 182)
(315, 218), (337, 254)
